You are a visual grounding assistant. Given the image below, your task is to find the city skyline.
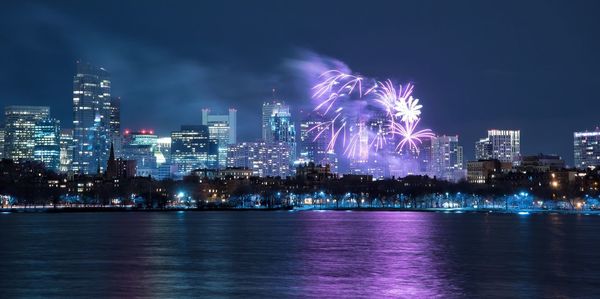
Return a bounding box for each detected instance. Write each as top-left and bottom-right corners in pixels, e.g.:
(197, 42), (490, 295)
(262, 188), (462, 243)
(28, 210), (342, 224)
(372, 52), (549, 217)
(1, 1), (600, 166)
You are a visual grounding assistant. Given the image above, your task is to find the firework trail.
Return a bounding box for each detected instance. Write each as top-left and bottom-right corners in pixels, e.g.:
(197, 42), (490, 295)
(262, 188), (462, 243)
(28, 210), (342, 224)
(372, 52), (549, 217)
(389, 118), (435, 152)
(310, 69), (434, 159)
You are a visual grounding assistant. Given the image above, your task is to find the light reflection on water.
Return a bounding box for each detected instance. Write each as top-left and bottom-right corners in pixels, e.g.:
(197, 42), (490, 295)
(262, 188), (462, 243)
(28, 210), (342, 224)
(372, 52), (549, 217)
(1, 212), (599, 298)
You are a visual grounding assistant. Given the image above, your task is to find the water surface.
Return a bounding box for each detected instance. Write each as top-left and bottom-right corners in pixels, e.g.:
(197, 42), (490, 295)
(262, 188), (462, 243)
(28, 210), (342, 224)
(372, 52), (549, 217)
(1, 211), (599, 298)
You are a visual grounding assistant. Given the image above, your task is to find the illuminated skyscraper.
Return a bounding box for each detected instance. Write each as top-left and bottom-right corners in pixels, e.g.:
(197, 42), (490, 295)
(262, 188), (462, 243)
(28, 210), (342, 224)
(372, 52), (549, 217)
(227, 142), (291, 177)
(430, 135), (464, 182)
(122, 130), (158, 177)
(108, 96), (121, 139)
(72, 62), (119, 174)
(262, 99), (289, 142)
(33, 118), (61, 171)
(59, 129), (73, 172)
(201, 108), (237, 168)
(155, 137), (171, 166)
(574, 128), (600, 169)
(171, 125), (218, 176)
(263, 103), (295, 163)
(0, 127), (5, 159)
(3, 105), (50, 161)
(475, 129), (520, 165)
(299, 113), (337, 172)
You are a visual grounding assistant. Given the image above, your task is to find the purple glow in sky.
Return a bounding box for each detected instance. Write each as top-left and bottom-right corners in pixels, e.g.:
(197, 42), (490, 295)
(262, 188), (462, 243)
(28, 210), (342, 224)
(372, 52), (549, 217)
(310, 69), (434, 162)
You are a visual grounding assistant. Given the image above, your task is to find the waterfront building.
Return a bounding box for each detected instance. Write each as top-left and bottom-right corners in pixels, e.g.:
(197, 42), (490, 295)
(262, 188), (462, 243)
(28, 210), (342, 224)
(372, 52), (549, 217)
(296, 162), (334, 181)
(3, 105), (50, 161)
(201, 108), (237, 168)
(155, 162), (177, 180)
(171, 125), (218, 176)
(520, 154), (565, 172)
(475, 129), (521, 165)
(72, 62), (120, 174)
(227, 142), (291, 177)
(217, 167), (253, 179)
(467, 159), (512, 184)
(33, 118), (61, 171)
(574, 129), (600, 169)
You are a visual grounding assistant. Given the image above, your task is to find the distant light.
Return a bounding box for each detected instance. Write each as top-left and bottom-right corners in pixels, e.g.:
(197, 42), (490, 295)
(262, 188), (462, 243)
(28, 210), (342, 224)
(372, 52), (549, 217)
(518, 211), (530, 215)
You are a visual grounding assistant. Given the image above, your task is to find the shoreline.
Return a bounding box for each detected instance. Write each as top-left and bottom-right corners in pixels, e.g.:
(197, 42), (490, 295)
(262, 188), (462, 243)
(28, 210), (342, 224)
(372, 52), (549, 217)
(2, 206), (599, 215)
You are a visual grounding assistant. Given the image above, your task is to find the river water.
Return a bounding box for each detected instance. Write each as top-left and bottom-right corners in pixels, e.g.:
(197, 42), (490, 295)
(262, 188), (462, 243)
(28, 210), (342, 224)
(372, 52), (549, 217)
(1, 211), (599, 298)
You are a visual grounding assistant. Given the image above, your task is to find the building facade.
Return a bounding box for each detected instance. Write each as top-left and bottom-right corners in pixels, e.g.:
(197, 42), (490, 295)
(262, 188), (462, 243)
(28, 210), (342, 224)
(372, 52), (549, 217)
(430, 135), (464, 182)
(574, 129), (600, 169)
(262, 100), (289, 142)
(59, 129), (73, 173)
(3, 105), (50, 162)
(475, 129), (520, 165)
(520, 153), (565, 172)
(72, 62), (119, 174)
(122, 130), (158, 177)
(299, 113), (337, 171)
(227, 142), (291, 177)
(201, 108), (237, 169)
(467, 159), (512, 184)
(33, 118), (61, 171)
(171, 125), (218, 176)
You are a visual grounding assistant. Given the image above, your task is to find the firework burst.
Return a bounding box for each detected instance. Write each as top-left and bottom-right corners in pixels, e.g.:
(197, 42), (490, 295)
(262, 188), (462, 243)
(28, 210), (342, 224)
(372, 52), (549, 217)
(389, 118), (435, 152)
(310, 69), (434, 159)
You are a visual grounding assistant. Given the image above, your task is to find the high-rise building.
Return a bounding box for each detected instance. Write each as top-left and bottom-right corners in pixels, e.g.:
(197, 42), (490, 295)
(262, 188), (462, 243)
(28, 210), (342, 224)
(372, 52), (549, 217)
(227, 142), (291, 177)
(574, 129), (600, 169)
(59, 129), (73, 173)
(72, 61), (119, 174)
(299, 113), (337, 171)
(33, 118), (61, 171)
(3, 105), (50, 161)
(171, 125), (218, 176)
(262, 100), (289, 142)
(108, 96), (121, 139)
(0, 127), (5, 159)
(475, 129), (521, 165)
(475, 138), (492, 161)
(417, 138), (433, 175)
(430, 135), (464, 182)
(122, 130), (158, 177)
(155, 137), (171, 166)
(201, 108), (237, 168)
(269, 111), (296, 160)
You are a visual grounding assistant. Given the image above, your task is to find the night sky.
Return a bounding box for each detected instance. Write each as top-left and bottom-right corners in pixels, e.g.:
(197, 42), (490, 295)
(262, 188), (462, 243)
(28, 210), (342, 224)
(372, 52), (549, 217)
(1, 1), (599, 165)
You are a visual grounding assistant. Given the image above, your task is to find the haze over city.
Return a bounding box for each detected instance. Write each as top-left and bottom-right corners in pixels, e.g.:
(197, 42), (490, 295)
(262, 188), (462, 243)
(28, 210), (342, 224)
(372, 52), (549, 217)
(2, 1), (600, 164)
(3, 2), (600, 298)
